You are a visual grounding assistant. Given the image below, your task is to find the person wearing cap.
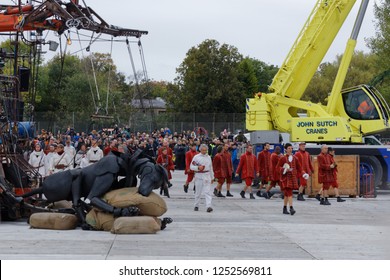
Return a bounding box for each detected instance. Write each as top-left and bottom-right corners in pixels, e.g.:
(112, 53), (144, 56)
(29, 143), (46, 178)
(49, 144), (73, 174)
(277, 143), (309, 215)
(257, 142), (272, 197)
(294, 142), (314, 201)
(315, 147), (346, 203)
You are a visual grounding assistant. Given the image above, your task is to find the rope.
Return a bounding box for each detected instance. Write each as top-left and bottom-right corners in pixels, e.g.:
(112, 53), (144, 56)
(138, 40), (156, 127)
(76, 30), (97, 111)
(89, 51), (101, 114)
(138, 40), (149, 81)
(105, 36), (114, 115)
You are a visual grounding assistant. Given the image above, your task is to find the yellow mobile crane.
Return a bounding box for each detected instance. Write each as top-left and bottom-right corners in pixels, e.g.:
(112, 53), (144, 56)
(246, 0), (390, 190)
(246, 0), (390, 144)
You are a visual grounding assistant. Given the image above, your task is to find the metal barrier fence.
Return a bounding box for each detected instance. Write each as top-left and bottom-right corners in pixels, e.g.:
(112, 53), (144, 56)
(33, 111), (246, 136)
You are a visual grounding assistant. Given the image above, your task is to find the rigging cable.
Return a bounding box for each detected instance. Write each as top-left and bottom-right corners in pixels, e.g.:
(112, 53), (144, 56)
(76, 30), (96, 111)
(105, 36), (113, 115)
(126, 37), (144, 111)
(138, 39), (156, 127)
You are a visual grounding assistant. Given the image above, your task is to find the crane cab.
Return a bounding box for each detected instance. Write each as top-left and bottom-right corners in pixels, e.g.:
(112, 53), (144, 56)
(338, 85), (390, 136)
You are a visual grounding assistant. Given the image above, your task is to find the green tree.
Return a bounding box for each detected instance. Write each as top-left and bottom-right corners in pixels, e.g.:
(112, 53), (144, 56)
(304, 51), (379, 103)
(237, 58), (258, 97)
(173, 39), (253, 113)
(367, 0), (390, 100)
(0, 39), (32, 75)
(249, 58), (279, 93)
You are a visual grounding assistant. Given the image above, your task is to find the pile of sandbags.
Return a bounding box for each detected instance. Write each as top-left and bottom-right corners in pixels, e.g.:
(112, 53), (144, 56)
(30, 187), (169, 234)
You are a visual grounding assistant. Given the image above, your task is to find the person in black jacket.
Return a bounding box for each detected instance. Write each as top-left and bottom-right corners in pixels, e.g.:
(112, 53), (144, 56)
(174, 140), (187, 170)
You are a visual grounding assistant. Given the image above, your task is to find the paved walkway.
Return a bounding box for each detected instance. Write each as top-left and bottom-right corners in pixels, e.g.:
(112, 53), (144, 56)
(1, 171), (389, 260)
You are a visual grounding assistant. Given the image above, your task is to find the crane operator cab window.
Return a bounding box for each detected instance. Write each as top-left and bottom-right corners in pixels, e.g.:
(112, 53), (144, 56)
(342, 88), (380, 120)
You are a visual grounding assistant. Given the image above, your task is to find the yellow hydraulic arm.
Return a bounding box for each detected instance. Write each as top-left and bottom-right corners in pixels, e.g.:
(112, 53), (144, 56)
(326, 0), (369, 115)
(269, 0), (356, 99)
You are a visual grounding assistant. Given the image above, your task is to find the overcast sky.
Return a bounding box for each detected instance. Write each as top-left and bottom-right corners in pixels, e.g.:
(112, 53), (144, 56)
(16, 0), (380, 82)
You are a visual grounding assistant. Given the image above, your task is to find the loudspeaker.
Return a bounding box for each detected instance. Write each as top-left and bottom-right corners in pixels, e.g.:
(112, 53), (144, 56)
(18, 67), (30, 92)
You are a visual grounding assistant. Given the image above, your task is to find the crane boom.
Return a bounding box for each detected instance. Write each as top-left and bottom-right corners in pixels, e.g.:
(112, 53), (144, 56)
(269, 0), (356, 100)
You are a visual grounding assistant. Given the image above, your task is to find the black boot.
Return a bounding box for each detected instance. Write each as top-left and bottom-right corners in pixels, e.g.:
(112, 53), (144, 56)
(297, 193), (306, 201)
(320, 198), (325, 205)
(226, 191), (233, 197)
(264, 192), (270, 199)
(324, 197), (331, 205)
(315, 193), (321, 201)
(337, 196), (346, 202)
(183, 184), (189, 193)
(240, 190), (246, 198)
(256, 190), (262, 197)
(290, 206), (296, 215)
(283, 206), (290, 214)
(213, 188), (218, 196)
(217, 191), (225, 198)
(250, 193), (255, 199)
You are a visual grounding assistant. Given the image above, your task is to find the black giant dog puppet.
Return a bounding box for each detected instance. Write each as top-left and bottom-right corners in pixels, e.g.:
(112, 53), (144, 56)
(20, 149), (169, 229)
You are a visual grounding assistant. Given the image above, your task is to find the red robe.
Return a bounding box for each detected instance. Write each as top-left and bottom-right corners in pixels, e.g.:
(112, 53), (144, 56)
(258, 149), (271, 181)
(185, 150), (198, 175)
(157, 154), (175, 180)
(277, 154), (303, 191)
(213, 151), (233, 178)
(317, 152), (335, 185)
(236, 152), (258, 179)
(221, 150), (233, 178)
(295, 150), (314, 175)
(212, 153), (223, 178)
(270, 152), (283, 182)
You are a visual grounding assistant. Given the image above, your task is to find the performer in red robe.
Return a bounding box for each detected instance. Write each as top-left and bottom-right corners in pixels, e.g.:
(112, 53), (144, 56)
(294, 142), (314, 201)
(267, 146), (283, 198)
(257, 142), (271, 197)
(213, 143), (233, 197)
(183, 143), (198, 193)
(317, 144), (335, 205)
(277, 143), (308, 215)
(317, 145), (345, 205)
(236, 144), (259, 199)
(157, 147), (175, 194)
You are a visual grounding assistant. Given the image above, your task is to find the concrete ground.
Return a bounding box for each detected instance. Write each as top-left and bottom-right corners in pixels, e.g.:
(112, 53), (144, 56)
(0, 171), (389, 260)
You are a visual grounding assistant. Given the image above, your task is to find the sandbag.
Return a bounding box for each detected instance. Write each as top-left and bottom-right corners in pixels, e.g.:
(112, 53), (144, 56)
(85, 208), (115, 231)
(103, 187), (167, 217)
(110, 216), (160, 234)
(29, 212), (78, 230)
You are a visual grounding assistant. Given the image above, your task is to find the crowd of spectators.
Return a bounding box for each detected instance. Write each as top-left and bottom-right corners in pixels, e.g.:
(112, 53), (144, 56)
(22, 126), (249, 175)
